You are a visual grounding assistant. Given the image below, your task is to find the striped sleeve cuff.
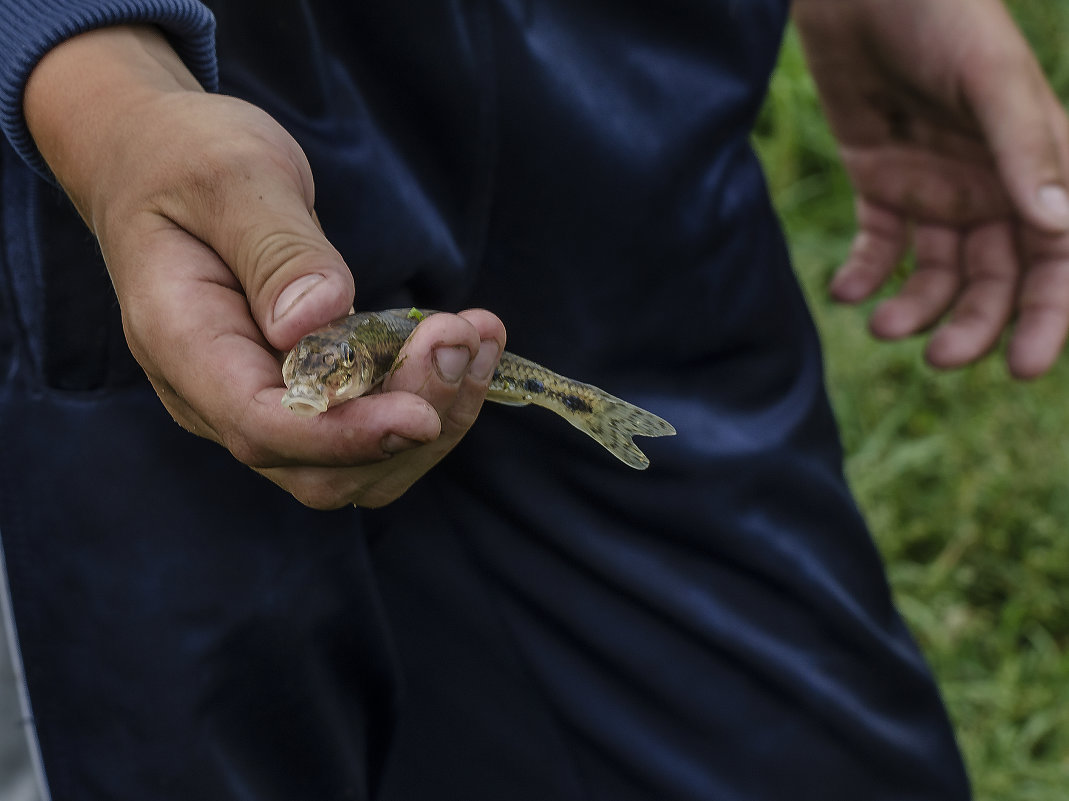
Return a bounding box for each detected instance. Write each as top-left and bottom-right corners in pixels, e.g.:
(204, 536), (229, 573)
(0, 0), (218, 177)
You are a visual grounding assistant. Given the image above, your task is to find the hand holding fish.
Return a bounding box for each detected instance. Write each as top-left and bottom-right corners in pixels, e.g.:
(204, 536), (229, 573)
(282, 309), (675, 469)
(25, 25), (507, 508)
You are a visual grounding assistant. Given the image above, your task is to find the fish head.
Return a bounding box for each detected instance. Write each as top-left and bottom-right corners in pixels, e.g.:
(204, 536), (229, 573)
(281, 332), (376, 417)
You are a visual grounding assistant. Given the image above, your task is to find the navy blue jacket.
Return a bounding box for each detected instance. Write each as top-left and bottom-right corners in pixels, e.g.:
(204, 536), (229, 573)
(0, 2), (970, 799)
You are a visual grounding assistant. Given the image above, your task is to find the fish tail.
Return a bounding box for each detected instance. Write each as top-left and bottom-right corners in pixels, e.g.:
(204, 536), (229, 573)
(572, 393), (676, 470)
(486, 352), (675, 468)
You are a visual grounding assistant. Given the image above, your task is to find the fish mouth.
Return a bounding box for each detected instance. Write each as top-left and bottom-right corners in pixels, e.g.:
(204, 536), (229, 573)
(281, 384), (329, 417)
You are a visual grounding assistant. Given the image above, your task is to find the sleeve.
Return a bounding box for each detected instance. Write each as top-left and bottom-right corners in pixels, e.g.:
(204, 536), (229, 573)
(0, 0), (219, 177)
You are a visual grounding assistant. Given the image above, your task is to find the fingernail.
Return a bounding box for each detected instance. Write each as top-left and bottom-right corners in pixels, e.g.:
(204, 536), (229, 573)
(381, 433), (422, 455)
(470, 340), (500, 380)
(434, 345), (471, 383)
(274, 274), (325, 321)
(1038, 184), (1069, 229)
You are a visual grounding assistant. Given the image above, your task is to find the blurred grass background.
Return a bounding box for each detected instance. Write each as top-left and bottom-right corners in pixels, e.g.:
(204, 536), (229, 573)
(752, 3), (1069, 797)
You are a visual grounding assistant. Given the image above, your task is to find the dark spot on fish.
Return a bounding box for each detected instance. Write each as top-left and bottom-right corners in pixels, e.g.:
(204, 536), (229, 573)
(521, 379), (545, 394)
(492, 369), (502, 381)
(562, 395), (592, 413)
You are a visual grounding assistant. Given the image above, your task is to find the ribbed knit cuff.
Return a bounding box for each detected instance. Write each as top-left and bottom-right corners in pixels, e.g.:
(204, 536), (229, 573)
(0, 0), (218, 177)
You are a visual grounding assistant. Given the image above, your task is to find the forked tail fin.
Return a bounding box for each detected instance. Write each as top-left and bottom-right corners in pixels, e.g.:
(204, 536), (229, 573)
(485, 352), (676, 469)
(565, 394), (676, 470)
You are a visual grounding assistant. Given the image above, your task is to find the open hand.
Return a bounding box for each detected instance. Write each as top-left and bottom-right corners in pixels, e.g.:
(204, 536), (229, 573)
(794, 0), (1069, 377)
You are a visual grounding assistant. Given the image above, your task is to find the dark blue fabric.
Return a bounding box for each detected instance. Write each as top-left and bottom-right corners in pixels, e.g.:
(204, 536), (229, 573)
(0, 371), (396, 801)
(0, 1), (971, 799)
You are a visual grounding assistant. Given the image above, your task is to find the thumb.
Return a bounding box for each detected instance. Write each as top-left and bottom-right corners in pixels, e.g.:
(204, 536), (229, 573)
(169, 104), (355, 350)
(962, 21), (1069, 233)
(229, 183), (354, 351)
(254, 211), (356, 351)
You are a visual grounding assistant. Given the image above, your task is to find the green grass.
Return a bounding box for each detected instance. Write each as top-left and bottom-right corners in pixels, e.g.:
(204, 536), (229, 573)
(754, 5), (1069, 798)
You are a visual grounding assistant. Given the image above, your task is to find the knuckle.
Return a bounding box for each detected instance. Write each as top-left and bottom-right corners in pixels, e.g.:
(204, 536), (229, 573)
(262, 472), (350, 511)
(353, 493), (398, 510)
(294, 478), (390, 511)
(162, 138), (260, 216)
(351, 480), (410, 509)
(220, 427), (275, 469)
(149, 131), (303, 227)
(440, 385), (489, 433)
(293, 487), (351, 511)
(240, 229), (334, 293)
(443, 402), (481, 434)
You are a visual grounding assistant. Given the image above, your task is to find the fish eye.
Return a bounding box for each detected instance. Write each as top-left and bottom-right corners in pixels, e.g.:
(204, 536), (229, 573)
(323, 353), (335, 367)
(339, 343), (355, 367)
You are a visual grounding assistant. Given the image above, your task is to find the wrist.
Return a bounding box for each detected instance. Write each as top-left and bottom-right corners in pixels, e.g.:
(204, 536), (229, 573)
(24, 25), (203, 219)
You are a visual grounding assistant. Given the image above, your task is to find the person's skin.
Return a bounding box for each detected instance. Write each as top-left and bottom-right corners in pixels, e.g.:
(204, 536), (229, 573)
(24, 25), (506, 510)
(794, 0), (1069, 378)
(20, 2), (1069, 508)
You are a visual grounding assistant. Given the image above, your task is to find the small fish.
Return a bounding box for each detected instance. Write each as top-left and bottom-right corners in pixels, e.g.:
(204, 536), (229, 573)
(281, 309), (676, 469)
